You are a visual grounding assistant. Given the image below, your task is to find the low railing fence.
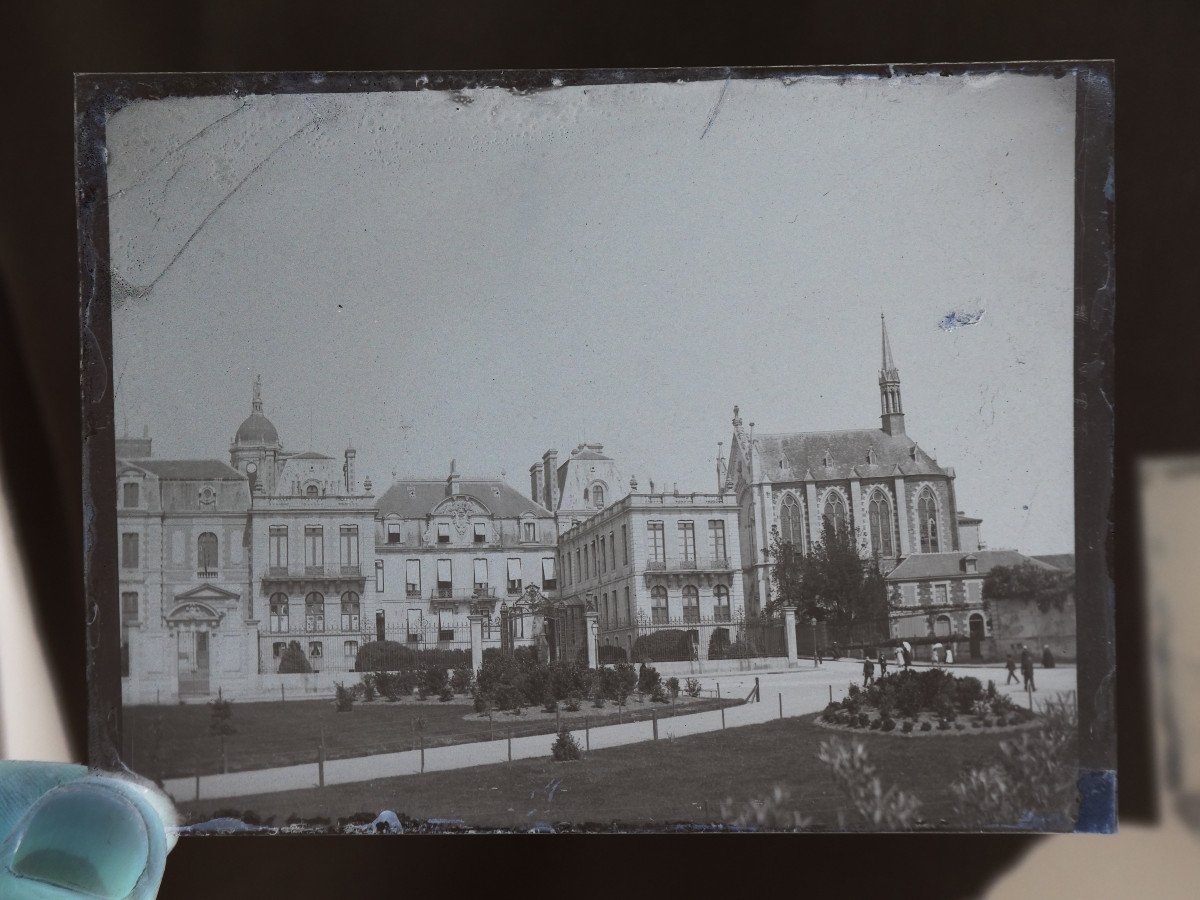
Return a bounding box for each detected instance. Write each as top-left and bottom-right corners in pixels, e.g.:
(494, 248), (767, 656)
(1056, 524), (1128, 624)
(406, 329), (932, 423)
(600, 615), (788, 663)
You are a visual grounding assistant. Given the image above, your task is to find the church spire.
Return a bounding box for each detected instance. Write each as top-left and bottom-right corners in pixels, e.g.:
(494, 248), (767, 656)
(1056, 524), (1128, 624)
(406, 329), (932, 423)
(879, 314), (905, 436)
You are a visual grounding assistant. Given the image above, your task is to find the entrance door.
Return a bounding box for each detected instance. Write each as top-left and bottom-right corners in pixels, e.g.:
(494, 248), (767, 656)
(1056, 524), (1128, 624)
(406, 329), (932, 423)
(969, 614), (985, 661)
(178, 631), (210, 697)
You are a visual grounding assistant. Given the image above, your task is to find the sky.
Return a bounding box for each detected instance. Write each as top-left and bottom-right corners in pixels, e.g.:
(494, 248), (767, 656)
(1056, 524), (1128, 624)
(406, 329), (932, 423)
(106, 72), (1077, 554)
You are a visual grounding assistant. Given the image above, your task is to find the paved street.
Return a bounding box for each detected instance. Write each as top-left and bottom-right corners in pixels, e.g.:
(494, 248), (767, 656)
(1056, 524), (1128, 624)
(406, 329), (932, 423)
(164, 660), (1077, 803)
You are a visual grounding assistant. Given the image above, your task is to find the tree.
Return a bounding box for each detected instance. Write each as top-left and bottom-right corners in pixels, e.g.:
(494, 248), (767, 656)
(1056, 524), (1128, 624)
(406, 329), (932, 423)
(277, 640), (312, 674)
(982, 563), (1071, 613)
(767, 518), (891, 626)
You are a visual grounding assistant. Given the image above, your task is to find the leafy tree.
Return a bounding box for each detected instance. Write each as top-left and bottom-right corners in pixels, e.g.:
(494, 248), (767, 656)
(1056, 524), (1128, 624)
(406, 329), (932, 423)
(767, 519), (891, 626)
(277, 640), (312, 674)
(982, 563), (1071, 613)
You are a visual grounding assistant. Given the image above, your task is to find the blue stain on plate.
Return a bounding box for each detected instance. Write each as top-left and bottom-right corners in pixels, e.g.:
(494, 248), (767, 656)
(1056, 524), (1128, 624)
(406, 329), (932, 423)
(938, 309), (985, 331)
(1074, 770), (1117, 833)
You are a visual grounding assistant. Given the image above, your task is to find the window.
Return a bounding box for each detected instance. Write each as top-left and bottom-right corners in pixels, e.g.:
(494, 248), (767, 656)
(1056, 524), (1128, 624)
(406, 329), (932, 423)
(592, 483), (605, 508)
(542, 557), (557, 590)
(122, 482), (139, 508)
(197, 532), (218, 572)
(621, 525), (628, 565)
(651, 586), (668, 624)
(308, 640), (323, 658)
(713, 585), (731, 622)
(473, 558), (489, 591)
(122, 533), (139, 568)
(437, 523), (451, 543)
(436, 559), (452, 597)
(918, 490), (940, 552)
(269, 594), (289, 633)
(822, 493), (848, 538)
(340, 525), (360, 567)
(438, 610), (454, 642)
(305, 484), (319, 498)
(340, 592), (360, 630)
(624, 586), (632, 625)
(583, 544), (590, 579)
(387, 521), (401, 544)
(507, 558), (523, 594)
(601, 592), (609, 625)
(406, 560), (421, 597)
(682, 585), (700, 623)
(304, 526), (324, 568)
(933, 583), (949, 605)
(967, 580), (982, 603)
(474, 522), (487, 543)
(566, 552), (573, 586)
(121, 591), (139, 623)
(406, 609), (422, 642)
(269, 525), (288, 568)
(934, 614), (952, 637)
(780, 494), (803, 547)
(375, 559), (385, 592)
(523, 521), (536, 542)
(678, 521), (696, 561)
(344, 640), (359, 659)
(868, 491), (895, 557)
(591, 540), (597, 575)
(305, 593), (325, 632)
(648, 521), (665, 563)
(599, 536), (607, 573)
(575, 549), (581, 583)
(708, 520), (727, 562)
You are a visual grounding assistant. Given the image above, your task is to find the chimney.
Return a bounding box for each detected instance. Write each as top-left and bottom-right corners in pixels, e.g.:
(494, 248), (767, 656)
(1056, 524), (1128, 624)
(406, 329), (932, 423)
(344, 447), (356, 494)
(542, 449), (559, 511)
(673, 482), (679, 495)
(447, 458), (460, 496)
(530, 464), (543, 505)
(115, 426), (153, 459)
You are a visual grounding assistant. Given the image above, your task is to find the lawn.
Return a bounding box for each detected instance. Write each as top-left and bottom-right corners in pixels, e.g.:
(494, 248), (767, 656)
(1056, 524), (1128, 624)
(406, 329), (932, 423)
(179, 714), (1037, 831)
(123, 693), (736, 779)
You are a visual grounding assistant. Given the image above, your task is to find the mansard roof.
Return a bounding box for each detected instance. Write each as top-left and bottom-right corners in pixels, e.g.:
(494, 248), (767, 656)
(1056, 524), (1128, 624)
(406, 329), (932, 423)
(122, 459), (245, 481)
(754, 428), (949, 483)
(1033, 553), (1076, 572)
(377, 479), (553, 520)
(886, 549), (1055, 581)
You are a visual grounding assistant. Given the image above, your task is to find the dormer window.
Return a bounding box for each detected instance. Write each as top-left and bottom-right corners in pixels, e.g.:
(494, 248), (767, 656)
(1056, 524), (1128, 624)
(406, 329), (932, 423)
(473, 522), (487, 543)
(386, 521), (401, 544)
(122, 482), (139, 508)
(962, 555), (978, 574)
(910, 445), (918, 461)
(822, 451), (832, 467)
(305, 484), (319, 498)
(437, 523), (450, 543)
(867, 449), (876, 465)
(592, 483), (605, 508)
(523, 521), (537, 542)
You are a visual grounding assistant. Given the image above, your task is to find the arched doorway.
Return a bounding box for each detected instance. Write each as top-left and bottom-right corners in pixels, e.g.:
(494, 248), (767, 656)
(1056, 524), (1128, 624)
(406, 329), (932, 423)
(969, 613), (985, 661)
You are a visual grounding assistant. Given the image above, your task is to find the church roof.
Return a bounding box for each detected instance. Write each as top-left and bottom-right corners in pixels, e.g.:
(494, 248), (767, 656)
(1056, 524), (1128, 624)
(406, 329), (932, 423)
(289, 451), (333, 460)
(123, 459), (245, 481)
(1033, 553), (1076, 572)
(753, 428), (948, 482)
(234, 411), (279, 446)
(887, 550), (1054, 581)
(377, 479), (553, 520)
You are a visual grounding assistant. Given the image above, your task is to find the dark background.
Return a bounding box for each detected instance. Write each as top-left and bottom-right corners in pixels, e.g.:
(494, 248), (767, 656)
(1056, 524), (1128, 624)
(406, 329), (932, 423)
(0, 1), (1191, 897)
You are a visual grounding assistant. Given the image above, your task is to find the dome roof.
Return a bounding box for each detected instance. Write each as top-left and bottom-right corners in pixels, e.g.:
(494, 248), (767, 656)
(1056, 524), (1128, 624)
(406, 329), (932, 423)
(235, 411), (279, 446)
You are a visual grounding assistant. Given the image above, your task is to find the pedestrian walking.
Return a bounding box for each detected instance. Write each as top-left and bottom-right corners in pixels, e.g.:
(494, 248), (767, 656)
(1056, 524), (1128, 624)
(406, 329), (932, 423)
(945, 646), (954, 665)
(901, 642), (912, 670)
(1042, 645), (1056, 669)
(895, 645), (905, 670)
(831, 641), (842, 660)
(1005, 653), (1019, 685)
(878, 651), (888, 677)
(862, 656), (875, 686)
(1020, 645), (1037, 691)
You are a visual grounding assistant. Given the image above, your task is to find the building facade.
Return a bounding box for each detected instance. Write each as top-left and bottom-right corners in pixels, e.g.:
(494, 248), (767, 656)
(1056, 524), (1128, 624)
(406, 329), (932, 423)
(723, 316), (963, 615)
(557, 489), (744, 662)
(530, 443), (626, 534)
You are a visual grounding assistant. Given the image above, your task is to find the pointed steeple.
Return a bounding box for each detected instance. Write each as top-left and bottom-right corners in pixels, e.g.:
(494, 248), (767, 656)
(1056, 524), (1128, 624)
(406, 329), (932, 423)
(879, 314), (906, 436)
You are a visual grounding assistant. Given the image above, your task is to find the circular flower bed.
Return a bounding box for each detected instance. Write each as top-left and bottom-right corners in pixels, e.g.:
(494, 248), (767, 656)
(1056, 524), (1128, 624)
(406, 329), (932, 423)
(815, 669), (1039, 736)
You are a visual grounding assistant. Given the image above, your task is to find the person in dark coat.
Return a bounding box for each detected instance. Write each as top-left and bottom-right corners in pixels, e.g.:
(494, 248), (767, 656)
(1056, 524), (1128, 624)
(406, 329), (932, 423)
(878, 651), (888, 677)
(1042, 645), (1056, 669)
(1020, 645), (1036, 691)
(862, 656), (875, 686)
(1005, 653), (1019, 685)
(901, 645), (912, 669)
(831, 641), (842, 660)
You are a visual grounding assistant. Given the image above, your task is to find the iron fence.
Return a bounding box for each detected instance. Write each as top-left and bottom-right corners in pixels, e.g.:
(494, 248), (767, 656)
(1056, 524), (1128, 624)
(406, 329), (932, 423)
(602, 615), (788, 663)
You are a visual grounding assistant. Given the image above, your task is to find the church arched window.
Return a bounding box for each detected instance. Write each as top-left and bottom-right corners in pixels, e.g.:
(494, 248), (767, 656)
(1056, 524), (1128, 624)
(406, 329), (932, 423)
(868, 490), (895, 558)
(918, 489), (940, 553)
(823, 492), (848, 539)
(780, 493), (804, 548)
(305, 592), (325, 632)
(197, 532), (218, 571)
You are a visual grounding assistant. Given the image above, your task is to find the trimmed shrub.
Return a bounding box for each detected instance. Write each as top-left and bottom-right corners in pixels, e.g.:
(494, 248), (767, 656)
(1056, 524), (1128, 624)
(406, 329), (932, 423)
(880, 717), (896, 732)
(920, 721), (932, 732)
(422, 667), (449, 696)
(684, 677), (702, 698)
(565, 694), (582, 712)
(591, 695), (605, 709)
(353, 641), (407, 673)
(450, 668), (474, 695)
(598, 645), (628, 664)
(955, 676), (984, 714)
(277, 641), (311, 674)
(472, 690), (492, 714)
(494, 683), (523, 712)
(542, 693), (559, 714)
(438, 686), (455, 702)
(359, 675), (377, 703)
(901, 720), (914, 734)
(665, 677), (680, 699)
(650, 684), (668, 704)
(869, 718), (882, 730)
(633, 629), (693, 663)
(637, 663), (662, 695)
(334, 682), (355, 712)
(551, 729), (582, 761)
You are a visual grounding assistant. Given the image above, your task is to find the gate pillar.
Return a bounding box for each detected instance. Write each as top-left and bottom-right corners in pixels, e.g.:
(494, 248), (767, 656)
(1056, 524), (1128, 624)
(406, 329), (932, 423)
(781, 606), (799, 666)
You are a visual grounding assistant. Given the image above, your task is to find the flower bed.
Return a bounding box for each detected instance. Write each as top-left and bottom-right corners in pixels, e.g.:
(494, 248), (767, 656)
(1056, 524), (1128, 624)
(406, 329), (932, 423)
(815, 669), (1038, 736)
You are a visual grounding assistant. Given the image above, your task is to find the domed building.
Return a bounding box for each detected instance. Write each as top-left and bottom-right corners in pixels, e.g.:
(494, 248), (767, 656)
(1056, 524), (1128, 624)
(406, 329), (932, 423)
(229, 375), (283, 495)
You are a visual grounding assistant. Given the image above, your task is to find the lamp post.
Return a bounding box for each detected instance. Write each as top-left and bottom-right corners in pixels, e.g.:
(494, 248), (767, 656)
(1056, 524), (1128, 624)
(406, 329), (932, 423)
(811, 617), (819, 667)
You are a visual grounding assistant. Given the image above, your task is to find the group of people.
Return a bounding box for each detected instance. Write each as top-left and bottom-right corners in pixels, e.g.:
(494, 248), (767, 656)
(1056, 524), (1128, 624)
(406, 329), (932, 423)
(858, 641), (1058, 688)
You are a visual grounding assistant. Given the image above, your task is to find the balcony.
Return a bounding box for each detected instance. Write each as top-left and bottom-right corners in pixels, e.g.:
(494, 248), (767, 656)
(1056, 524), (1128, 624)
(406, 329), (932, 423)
(261, 566), (367, 592)
(196, 570), (219, 580)
(642, 556), (735, 584)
